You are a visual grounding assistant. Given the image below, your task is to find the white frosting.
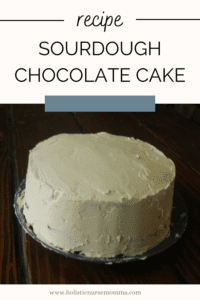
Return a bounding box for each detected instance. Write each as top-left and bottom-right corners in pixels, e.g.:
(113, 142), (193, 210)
(21, 132), (176, 258)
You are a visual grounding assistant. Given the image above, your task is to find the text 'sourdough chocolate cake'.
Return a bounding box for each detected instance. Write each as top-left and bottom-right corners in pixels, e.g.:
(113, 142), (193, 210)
(20, 132), (176, 258)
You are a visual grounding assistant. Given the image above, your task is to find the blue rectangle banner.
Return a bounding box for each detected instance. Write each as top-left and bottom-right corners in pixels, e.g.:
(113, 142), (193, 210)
(45, 96), (155, 112)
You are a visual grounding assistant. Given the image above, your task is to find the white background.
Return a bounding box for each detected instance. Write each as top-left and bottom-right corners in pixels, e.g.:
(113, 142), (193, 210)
(0, 0), (200, 103)
(0, 284), (200, 299)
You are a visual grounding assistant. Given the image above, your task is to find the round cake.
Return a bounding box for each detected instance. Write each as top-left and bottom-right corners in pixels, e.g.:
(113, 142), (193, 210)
(20, 132), (176, 258)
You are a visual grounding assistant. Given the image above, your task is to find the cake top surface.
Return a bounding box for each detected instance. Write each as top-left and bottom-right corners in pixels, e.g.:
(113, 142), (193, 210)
(28, 132), (175, 202)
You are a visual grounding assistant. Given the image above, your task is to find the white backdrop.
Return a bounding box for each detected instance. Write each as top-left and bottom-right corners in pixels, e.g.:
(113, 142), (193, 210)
(0, 0), (199, 103)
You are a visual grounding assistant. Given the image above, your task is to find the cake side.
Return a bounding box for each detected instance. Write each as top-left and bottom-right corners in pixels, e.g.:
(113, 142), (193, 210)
(22, 132), (176, 258)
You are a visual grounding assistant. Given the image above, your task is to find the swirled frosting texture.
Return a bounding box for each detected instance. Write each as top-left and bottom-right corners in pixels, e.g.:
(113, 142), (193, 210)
(22, 132), (176, 258)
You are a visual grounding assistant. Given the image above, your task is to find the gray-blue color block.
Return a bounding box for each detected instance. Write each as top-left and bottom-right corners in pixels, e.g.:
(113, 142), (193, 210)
(45, 96), (155, 112)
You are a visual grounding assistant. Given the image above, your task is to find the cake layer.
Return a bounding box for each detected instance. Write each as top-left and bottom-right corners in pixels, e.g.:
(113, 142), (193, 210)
(21, 132), (176, 258)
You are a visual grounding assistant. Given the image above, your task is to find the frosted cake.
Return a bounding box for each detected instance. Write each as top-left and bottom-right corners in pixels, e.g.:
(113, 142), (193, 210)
(19, 132), (176, 258)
